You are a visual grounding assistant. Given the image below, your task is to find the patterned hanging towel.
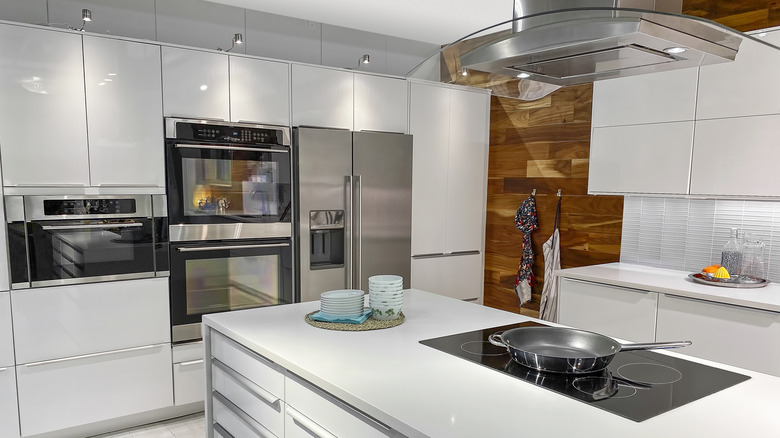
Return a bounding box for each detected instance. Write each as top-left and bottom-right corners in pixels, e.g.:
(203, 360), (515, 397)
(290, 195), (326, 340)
(514, 195), (538, 306)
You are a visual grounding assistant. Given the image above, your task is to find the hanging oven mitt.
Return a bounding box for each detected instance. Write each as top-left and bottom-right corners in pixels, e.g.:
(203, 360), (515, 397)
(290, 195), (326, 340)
(514, 195), (538, 306)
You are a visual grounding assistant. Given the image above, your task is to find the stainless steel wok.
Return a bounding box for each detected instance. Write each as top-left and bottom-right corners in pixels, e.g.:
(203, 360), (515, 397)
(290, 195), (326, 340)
(489, 326), (691, 374)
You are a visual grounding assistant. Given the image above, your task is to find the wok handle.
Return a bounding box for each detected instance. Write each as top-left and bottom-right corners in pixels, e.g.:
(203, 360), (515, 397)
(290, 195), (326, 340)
(488, 332), (507, 348)
(619, 341), (692, 351)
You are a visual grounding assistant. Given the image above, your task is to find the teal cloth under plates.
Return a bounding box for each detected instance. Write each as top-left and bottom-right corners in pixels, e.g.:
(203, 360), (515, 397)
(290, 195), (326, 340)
(309, 308), (372, 324)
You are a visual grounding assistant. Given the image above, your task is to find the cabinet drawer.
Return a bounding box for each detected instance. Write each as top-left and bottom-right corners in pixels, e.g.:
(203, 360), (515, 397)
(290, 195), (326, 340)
(656, 294), (780, 376)
(0, 367), (20, 438)
(210, 331), (284, 400)
(286, 376), (390, 438)
(174, 358), (205, 405)
(212, 360), (284, 437)
(16, 343), (173, 436)
(213, 391), (279, 438)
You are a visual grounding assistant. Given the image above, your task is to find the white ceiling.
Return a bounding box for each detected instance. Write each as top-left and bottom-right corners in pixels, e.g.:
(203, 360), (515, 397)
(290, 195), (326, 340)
(203, 0), (514, 45)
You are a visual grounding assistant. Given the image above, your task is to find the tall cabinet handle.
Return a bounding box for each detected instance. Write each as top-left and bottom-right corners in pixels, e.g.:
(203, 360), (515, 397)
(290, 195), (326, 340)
(345, 175), (353, 289)
(355, 174), (363, 290)
(286, 406), (338, 438)
(212, 358), (280, 406)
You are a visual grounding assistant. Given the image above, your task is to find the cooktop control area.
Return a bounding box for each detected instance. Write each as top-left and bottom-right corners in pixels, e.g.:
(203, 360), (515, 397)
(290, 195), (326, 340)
(420, 321), (750, 422)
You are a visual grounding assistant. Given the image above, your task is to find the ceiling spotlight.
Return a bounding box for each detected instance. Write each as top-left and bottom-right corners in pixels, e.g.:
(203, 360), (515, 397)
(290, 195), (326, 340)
(664, 47), (687, 54)
(516, 72), (531, 79)
(82, 9), (92, 22)
(360, 54), (370, 65)
(218, 33), (243, 52)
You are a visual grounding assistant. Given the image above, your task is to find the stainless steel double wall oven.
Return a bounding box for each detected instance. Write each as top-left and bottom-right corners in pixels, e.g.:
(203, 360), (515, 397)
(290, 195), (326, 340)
(164, 118), (294, 343)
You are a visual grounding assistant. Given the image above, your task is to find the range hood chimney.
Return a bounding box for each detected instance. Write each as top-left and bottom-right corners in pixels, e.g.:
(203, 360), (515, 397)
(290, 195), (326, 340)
(459, 0), (742, 87)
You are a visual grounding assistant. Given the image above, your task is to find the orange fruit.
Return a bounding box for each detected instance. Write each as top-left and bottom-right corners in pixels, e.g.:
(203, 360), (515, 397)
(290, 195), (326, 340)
(702, 265), (721, 274)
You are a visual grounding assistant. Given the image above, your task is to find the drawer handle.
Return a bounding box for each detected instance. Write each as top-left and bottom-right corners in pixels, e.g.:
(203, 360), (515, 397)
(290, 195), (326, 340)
(564, 278), (650, 294)
(213, 391), (274, 438)
(213, 422), (235, 438)
(24, 344), (161, 367)
(0, 367), (7, 372)
(179, 359), (204, 367)
(213, 358), (281, 406)
(286, 406), (338, 438)
(664, 294), (780, 315)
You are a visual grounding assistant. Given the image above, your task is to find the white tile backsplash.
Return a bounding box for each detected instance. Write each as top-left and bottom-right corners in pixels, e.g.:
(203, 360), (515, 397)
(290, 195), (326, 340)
(622, 196), (780, 282)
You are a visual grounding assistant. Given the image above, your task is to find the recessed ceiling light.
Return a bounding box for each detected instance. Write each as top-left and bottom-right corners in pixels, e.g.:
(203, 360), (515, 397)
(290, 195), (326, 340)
(664, 47), (687, 54)
(516, 72), (531, 79)
(199, 85), (208, 91)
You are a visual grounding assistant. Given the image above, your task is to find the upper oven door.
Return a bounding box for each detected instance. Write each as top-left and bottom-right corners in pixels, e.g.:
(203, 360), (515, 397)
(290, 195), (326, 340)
(165, 142), (292, 231)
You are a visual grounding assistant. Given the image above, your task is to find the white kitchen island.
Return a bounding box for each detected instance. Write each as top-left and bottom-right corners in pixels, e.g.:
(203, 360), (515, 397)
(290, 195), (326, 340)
(202, 289), (780, 438)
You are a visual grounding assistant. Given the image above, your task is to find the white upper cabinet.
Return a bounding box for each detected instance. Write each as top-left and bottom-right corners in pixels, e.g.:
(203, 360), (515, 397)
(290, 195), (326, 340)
(446, 89), (490, 252)
(0, 292), (12, 366)
(410, 83), (450, 255)
(162, 46), (230, 120)
(690, 115), (780, 197)
(292, 64), (353, 130)
(354, 74), (408, 133)
(591, 68), (699, 127)
(0, 24), (89, 187)
(84, 36), (165, 188)
(589, 122), (694, 195)
(229, 56), (290, 126)
(697, 30), (780, 120)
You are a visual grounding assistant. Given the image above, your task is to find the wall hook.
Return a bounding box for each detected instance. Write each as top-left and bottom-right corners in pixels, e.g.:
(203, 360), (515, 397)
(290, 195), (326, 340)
(557, 189), (562, 197)
(531, 189), (537, 196)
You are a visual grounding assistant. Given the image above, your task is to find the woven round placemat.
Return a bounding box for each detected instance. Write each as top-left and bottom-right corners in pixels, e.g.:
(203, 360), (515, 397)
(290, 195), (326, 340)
(305, 310), (405, 331)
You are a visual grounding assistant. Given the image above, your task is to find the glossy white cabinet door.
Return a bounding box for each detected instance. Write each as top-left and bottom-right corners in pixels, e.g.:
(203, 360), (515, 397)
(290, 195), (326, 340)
(229, 56), (290, 126)
(411, 253), (483, 301)
(16, 343), (173, 436)
(84, 36), (165, 187)
(690, 115), (780, 197)
(697, 30), (780, 120)
(591, 68), (698, 127)
(291, 64), (353, 130)
(409, 83), (450, 256)
(354, 74), (408, 133)
(12, 277), (170, 364)
(656, 294), (780, 376)
(0, 165), (7, 291)
(558, 279), (658, 343)
(173, 341), (205, 405)
(445, 89), (489, 253)
(589, 122), (694, 194)
(0, 292), (12, 367)
(0, 367), (19, 438)
(162, 46), (230, 120)
(0, 24), (89, 187)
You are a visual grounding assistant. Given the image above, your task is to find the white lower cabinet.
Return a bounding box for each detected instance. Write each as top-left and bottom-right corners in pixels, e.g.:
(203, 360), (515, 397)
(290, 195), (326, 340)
(411, 253), (483, 301)
(16, 343), (173, 436)
(0, 292), (13, 366)
(558, 278), (658, 342)
(0, 367), (20, 438)
(656, 294), (780, 377)
(173, 341), (205, 406)
(213, 394), (278, 438)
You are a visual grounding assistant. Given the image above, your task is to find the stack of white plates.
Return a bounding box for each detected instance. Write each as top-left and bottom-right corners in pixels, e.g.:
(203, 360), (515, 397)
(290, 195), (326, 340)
(368, 275), (403, 321)
(320, 289), (365, 317)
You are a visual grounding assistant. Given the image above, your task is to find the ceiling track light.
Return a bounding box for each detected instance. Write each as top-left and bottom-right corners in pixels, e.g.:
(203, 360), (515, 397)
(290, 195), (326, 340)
(359, 54), (370, 66)
(218, 33), (243, 52)
(68, 8), (92, 32)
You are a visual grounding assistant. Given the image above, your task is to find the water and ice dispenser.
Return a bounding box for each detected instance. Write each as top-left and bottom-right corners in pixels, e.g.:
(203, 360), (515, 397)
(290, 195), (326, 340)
(309, 210), (345, 269)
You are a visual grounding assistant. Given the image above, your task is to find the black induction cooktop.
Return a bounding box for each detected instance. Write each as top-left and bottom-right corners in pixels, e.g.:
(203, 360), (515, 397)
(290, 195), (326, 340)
(419, 321), (750, 422)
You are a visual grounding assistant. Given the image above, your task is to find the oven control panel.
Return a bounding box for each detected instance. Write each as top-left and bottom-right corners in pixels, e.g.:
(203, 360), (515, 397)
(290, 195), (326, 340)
(43, 198), (137, 216)
(177, 122), (284, 145)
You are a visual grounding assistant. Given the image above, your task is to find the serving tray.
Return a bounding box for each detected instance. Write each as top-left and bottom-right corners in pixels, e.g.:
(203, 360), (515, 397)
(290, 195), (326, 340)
(688, 272), (770, 288)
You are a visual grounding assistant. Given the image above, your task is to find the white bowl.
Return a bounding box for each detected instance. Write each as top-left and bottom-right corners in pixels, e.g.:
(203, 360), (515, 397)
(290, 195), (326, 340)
(368, 275), (403, 285)
(371, 304), (402, 321)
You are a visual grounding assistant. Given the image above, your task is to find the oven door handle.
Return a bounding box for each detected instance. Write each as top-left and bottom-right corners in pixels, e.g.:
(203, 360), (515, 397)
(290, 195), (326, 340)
(41, 222), (145, 230)
(175, 143), (289, 153)
(176, 243), (290, 252)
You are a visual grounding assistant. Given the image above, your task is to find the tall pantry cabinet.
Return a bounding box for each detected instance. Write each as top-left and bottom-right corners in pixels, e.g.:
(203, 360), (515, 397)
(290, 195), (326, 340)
(408, 82), (491, 302)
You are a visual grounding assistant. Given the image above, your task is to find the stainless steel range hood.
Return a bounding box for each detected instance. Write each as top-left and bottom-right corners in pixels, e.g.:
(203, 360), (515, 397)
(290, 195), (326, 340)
(460, 0), (740, 87)
(405, 0), (777, 100)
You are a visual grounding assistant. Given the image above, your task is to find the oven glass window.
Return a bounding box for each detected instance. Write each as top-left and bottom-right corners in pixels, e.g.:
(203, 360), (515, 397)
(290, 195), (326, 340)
(185, 254), (282, 315)
(181, 157), (283, 217)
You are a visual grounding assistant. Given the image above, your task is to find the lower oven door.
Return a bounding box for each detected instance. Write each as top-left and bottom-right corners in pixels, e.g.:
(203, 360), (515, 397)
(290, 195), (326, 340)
(170, 238), (293, 343)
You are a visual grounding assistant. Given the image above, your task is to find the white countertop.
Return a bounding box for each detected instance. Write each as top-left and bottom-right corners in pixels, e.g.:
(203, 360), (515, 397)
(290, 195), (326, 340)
(203, 289), (780, 438)
(557, 262), (780, 312)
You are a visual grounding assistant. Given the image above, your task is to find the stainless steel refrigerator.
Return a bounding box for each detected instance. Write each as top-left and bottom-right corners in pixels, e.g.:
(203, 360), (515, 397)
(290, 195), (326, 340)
(294, 127), (412, 302)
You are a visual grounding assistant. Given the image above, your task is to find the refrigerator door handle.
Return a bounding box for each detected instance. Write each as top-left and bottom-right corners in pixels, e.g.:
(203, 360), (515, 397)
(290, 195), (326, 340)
(355, 175), (363, 291)
(345, 175), (354, 289)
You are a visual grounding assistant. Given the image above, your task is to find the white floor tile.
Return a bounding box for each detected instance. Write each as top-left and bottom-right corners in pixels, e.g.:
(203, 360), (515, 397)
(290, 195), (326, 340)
(96, 413), (205, 438)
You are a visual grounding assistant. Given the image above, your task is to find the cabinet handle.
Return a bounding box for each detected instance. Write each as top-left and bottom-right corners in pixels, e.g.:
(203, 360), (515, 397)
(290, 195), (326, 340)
(446, 250), (481, 256)
(213, 391), (274, 438)
(95, 184), (161, 187)
(212, 422), (235, 438)
(286, 406), (338, 438)
(212, 358), (281, 406)
(176, 144), (289, 153)
(664, 293), (780, 315)
(41, 222), (144, 230)
(411, 252), (445, 259)
(563, 278), (651, 294)
(24, 344), (161, 367)
(179, 359), (204, 367)
(0, 367), (7, 372)
(177, 243), (289, 252)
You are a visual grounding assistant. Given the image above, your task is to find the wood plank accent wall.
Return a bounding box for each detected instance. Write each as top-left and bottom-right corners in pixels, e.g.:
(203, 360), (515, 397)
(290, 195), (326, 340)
(482, 1), (768, 318)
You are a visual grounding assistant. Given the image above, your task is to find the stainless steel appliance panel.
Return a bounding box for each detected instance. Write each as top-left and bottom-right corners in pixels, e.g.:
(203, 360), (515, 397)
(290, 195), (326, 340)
(352, 132), (412, 291)
(295, 128), (352, 302)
